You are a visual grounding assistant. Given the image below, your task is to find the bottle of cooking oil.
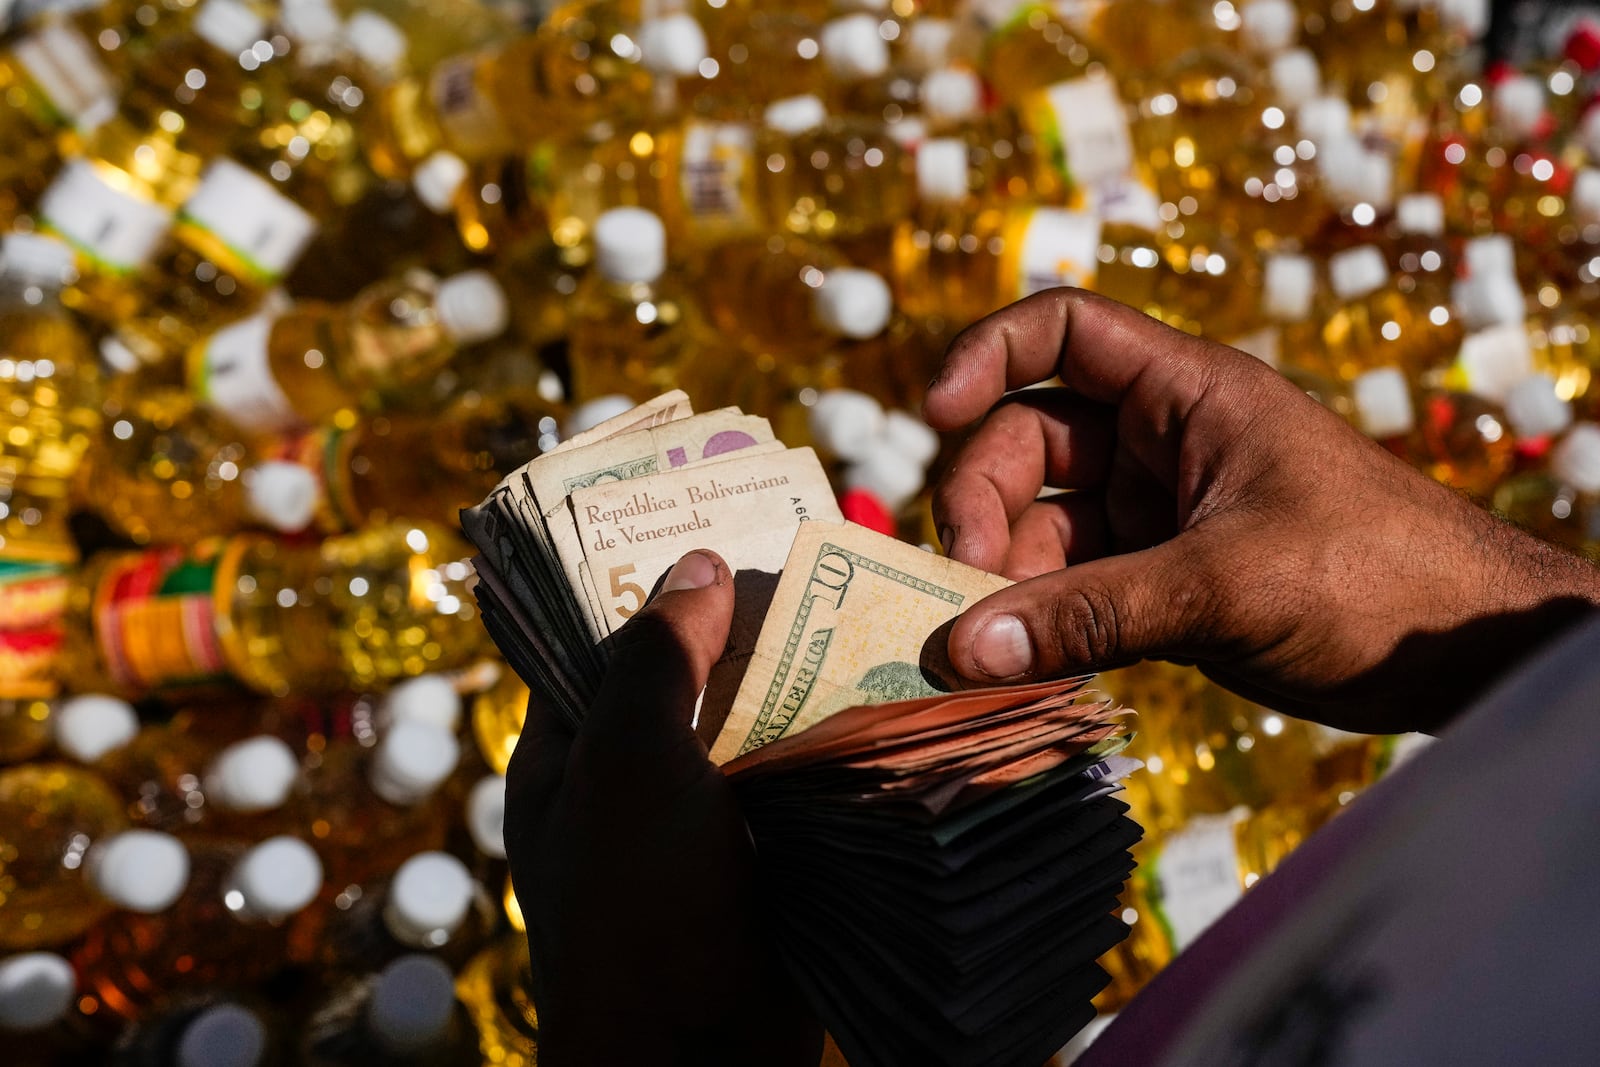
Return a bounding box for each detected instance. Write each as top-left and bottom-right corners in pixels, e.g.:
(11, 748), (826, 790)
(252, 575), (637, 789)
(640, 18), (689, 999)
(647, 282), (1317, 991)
(79, 379), (319, 544)
(958, 0), (1106, 106)
(1247, 251), (1324, 381)
(97, 720), (301, 835)
(364, 0), (654, 180)
(0, 18), (119, 229)
(1494, 422), (1600, 559)
(281, 388), (560, 533)
(567, 207), (713, 403)
(0, 951), (85, 1046)
(454, 932), (538, 1067)
(1349, 365), (1517, 496)
(470, 667), (526, 776)
(0, 233), (102, 575)
(189, 267), (508, 434)
(296, 720), (460, 903)
(685, 5), (826, 121)
(1318, 244), (1458, 382)
(1130, 41), (1263, 216)
(59, 521), (485, 697)
(109, 999), (278, 1067)
(317, 849), (494, 974)
(0, 762), (128, 950)
(0, 697), (54, 765)
(75, 835), (323, 1023)
(304, 954), (482, 1066)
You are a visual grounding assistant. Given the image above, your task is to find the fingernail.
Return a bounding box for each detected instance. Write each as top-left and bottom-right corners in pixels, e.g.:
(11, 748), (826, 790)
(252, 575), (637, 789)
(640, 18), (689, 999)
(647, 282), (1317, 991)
(662, 551), (718, 593)
(971, 615), (1033, 678)
(938, 525), (955, 556)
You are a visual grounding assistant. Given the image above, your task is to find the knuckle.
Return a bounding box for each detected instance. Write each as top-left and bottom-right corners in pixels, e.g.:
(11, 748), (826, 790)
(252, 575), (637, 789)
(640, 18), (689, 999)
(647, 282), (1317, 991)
(1049, 582), (1125, 666)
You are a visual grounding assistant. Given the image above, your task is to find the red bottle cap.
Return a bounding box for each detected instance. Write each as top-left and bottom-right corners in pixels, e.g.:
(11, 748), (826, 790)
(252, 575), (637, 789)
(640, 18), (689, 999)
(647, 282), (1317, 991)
(839, 488), (896, 536)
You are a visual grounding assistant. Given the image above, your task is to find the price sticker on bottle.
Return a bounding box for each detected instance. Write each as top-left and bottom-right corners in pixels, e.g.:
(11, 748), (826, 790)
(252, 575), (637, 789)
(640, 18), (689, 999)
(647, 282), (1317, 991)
(1013, 207), (1101, 299)
(1150, 808), (1247, 952)
(178, 159), (318, 285)
(13, 23), (117, 130)
(192, 310), (300, 434)
(37, 161), (173, 276)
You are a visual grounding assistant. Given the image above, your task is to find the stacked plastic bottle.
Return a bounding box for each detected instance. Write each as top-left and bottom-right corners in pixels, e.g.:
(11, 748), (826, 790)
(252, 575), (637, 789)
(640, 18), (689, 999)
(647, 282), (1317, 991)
(9, 0), (1600, 1059)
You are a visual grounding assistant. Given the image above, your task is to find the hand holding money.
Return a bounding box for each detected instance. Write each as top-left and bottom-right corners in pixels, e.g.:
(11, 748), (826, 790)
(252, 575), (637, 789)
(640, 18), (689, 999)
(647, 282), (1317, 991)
(470, 395), (1143, 1067)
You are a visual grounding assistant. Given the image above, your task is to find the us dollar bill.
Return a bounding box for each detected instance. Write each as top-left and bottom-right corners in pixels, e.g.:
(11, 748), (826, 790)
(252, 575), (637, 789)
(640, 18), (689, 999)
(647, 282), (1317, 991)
(709, 521), (1011, 764)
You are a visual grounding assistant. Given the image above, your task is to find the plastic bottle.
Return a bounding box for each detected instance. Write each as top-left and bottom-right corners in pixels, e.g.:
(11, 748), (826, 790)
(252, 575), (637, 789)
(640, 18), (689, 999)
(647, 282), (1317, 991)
(470, 668), (527, 776)
(76, 835), (323, 1022)
(567, 207), (712, 403)
(307, 388), (561, 531)
(0, 19), (119, 228)
(189, 267), (508, 434)
(59, 521), (485, 697)
(0, 762), (128, 950)
(1348, 365), (1516, 496)
(97, 722), (301, 835)
(454, 933), (539, 1067)
(1318, 243), (1458, 382)
(296, 720), (461, 897)
(0, 234), (103, 569)
(317, 850), (494, 973)
(958, 0), (1106, 106)
(1494, 422), (1600, 559)
(364, 0), (654, 179)
(687, 5), (827, 120)
(109, 998), (278, 1067)
(304, 954), (481, 1066)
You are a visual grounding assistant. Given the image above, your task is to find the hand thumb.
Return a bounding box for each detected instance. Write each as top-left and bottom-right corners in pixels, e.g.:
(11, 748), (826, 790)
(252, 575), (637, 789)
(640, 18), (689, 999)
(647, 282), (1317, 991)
(948, 540), (1206, 682)
(582, 550), (734, 756)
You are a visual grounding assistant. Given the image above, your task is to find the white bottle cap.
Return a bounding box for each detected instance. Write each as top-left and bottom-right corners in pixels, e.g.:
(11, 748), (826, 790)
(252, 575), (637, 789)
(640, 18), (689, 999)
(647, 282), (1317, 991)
(845, 442), (925, 511)
(379, 674), (462, 732)
(821, 14), (890, 80)
(1492, 75), (1546, 140)
(204, 736), (299, 813)
(1503, 373), (1573, 440)
(367, 955), (457, 1053)
(884, 410), (940, 469)
(1439, 0), (1488, 36)
(1553, 423), (1600, 493)
(369, 720), (460, 806)
(764, 94), (827, 135)
(637, 13), (708, 77)
(1464, 233), (1516, 279)
(411, 151), (468, 215)
(0, 952), (76, 1031)
(886, 115), (927, 148)
(1296, 94), (1351, 145)
(227, 836), (322, 920)
(814, 268), (893, 339)
(279, 0), (341, 60)
(90, 831), (190, 914)
(193, 0), (267, 56)
(916, 137), (970, 203)
(1396, 193), (1445, 237)
(344, 11), (408, 78)
(1583, 108), (1600, 165)
(0, 233), (77, 288)
(176, 1004), (266, 1067)
(383, 851), (474, 947)
(466, 774), (507, 859)
(808, 389), (887, 462)
(564, 395), (636, 438)
(1356, 148), (1394, 210)
(904, 17), (955, 72)
(1262, 253), (1315, 322)
(435, 270), (509, 344)
(1572, 168), (1600, 228)
(1241, 0), (1297, 53)
(920, 68), (983, 124)
(1456, 323), (1534, 402)
(1351, 367), (1416, 439)
(1328, 245), (1388, 302)
(1452, 276), (1525, 330)
(592, 207), (667, 285)
(52, 693), (138, 762)
(1270, 48), (1321, 108)
(242, 461), (319, 532)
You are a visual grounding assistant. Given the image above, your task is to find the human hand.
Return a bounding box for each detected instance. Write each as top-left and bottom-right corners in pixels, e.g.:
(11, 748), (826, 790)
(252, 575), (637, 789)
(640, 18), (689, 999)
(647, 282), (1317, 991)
(504, 550), (822, 1067)
(926, 290), (1600, 734)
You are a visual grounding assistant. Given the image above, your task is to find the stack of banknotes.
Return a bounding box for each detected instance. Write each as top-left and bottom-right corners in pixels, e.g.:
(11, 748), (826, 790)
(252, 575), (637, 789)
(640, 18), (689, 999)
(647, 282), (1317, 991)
(464, 394), (1143, 1066)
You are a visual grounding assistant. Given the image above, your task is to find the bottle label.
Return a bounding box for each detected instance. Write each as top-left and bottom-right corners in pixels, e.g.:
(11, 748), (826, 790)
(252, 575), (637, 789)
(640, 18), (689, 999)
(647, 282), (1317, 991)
(1150, 809), (1246, 952)
(93, 546), (229, 689)
(1026, 76), (1133, 189)
(678, 122), (758, 230)
(12, 23), (117, 131)
(177, 159), (318, 284)
(1091, 175), (1163, 232)
(0, 557), (70, 633)
(1008, 207), (1101, 300)
(277, 426), (351, 532)
(192, 311), (300, 434)
(37, 162), (173, 276)
(429, 52), (513, 158)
